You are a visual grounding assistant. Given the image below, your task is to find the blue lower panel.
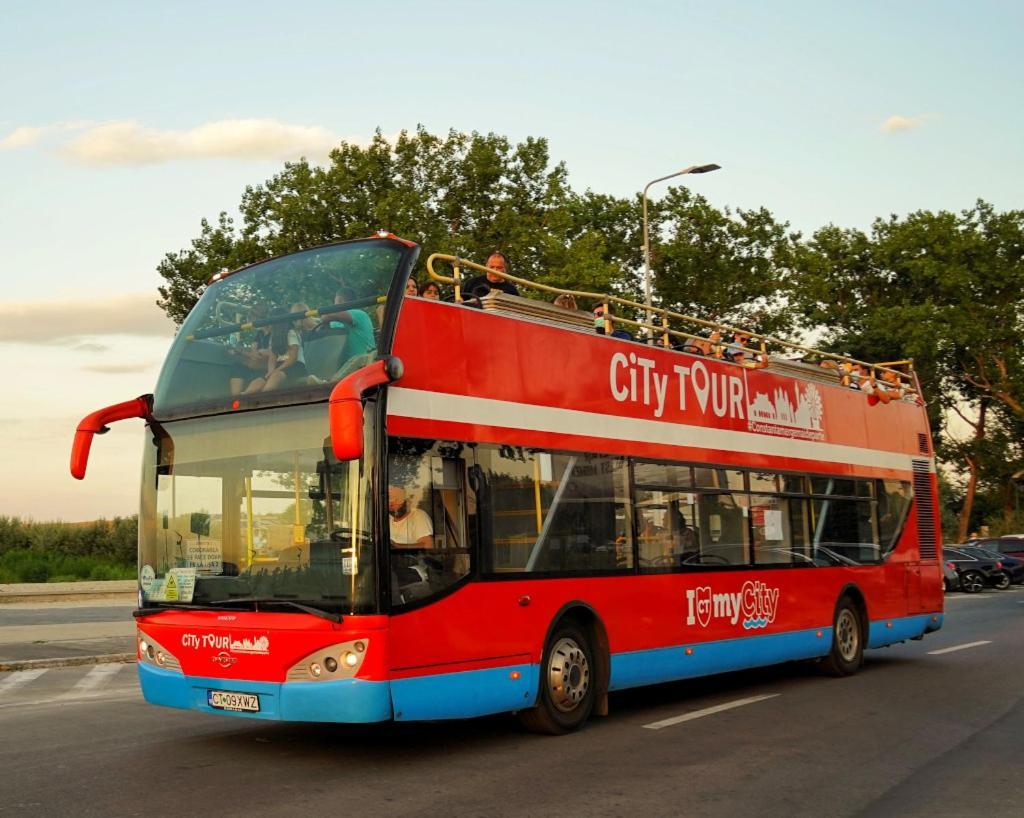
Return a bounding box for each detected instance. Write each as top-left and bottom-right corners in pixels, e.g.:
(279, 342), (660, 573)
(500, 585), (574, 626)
(868, 613), (937, 648)
(610, 627), (832, 691)
(390, 663), (539, 721)
(138, 664), (393, 723)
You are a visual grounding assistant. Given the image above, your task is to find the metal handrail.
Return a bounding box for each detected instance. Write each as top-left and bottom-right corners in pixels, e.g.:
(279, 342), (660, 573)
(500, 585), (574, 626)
(425, 253), (917, 391)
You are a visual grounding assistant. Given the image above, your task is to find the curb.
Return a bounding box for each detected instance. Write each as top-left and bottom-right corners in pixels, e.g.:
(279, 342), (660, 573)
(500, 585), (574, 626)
(0, 581), (136, 605)
(0, 653), (136, 673)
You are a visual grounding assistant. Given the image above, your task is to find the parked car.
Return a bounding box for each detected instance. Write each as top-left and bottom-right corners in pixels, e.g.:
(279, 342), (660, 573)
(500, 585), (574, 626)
(957, 545), (1024, 586)
(970, 535), (1024, 563)
(942, 547), (1004, 592)
(942, 560), (960, 592)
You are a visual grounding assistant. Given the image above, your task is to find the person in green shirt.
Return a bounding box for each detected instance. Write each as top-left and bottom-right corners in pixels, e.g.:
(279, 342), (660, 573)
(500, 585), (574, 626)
(328, 286), (376, 362)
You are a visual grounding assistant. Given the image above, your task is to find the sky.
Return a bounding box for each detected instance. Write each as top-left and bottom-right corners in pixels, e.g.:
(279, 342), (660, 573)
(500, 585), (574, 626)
(1, 0), (1022, 520)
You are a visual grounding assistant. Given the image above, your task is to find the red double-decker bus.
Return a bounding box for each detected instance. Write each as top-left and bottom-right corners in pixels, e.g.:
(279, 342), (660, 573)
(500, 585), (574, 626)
(73, 235), (943, 733)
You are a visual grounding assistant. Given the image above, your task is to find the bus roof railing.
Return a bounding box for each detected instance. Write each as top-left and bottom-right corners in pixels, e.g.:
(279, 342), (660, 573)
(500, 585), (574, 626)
(426, 252), (918, 395)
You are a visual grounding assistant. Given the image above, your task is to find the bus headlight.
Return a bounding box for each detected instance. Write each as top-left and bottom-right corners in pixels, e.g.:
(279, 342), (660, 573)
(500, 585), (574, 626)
(285, 639), (370, 682)
(137, 631), (182, 672)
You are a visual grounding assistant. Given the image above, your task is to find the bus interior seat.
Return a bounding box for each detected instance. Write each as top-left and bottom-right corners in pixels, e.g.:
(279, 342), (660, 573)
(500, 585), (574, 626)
(304, 334), (347, 381)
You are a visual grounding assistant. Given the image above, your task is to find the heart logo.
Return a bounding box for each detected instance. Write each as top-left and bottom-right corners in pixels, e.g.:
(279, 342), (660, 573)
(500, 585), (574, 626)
(695, 585), (713, 627)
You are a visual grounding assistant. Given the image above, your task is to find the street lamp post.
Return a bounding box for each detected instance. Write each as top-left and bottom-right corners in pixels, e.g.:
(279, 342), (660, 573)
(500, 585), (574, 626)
(642, 164), (721, 338)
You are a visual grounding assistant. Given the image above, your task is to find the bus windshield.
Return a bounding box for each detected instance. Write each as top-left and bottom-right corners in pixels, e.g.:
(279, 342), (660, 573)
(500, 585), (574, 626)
(154, 239), (406, 418)
(139, 404), (376, 616)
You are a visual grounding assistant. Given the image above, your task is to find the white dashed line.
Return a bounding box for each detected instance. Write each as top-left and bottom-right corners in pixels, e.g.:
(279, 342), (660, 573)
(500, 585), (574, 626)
(0, 669), (48, 696)
(927, 640), (992, 655)
(643, 694), (780, 730)
(62, 663), (124, 697)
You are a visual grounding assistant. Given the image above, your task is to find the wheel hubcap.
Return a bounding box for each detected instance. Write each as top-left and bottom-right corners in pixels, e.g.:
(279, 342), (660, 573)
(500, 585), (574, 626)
(546, 637), (590, 713)
(836, 609), (859, 662)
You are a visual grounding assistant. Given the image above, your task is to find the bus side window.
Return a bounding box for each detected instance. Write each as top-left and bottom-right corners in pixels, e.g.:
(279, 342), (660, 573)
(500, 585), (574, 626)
(387, 438), (471, 606)
(475, 447), (633, 574)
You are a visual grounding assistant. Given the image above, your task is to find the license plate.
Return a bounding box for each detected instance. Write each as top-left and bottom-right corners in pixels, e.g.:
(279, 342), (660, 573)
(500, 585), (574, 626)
(208, 690), (260, 712)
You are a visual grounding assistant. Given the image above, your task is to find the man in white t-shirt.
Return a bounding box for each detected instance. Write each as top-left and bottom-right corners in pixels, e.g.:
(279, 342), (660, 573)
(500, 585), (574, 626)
(388, 486), (434, 549)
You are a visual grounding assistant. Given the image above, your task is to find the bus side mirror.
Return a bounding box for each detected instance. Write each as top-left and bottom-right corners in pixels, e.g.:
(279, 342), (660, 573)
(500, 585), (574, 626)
(71, 395), (153, 480)
(329, 357), (403, 461)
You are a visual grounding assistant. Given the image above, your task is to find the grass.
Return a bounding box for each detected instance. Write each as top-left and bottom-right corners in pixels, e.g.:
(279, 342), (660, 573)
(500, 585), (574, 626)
(0, 549), (135, 584)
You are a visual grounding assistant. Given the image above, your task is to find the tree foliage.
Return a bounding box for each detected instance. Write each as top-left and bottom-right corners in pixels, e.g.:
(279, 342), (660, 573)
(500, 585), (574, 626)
(157, 128), (642, 323)
(156, 127), (1024, 539)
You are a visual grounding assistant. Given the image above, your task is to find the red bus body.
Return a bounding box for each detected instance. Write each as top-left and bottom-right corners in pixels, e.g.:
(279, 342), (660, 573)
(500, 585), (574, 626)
(134, 287), (943, 723)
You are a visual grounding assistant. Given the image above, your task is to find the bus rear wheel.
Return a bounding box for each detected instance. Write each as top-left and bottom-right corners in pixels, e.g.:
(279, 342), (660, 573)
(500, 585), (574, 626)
(518, 623), (595, 735)
(820, 597), (864, 677)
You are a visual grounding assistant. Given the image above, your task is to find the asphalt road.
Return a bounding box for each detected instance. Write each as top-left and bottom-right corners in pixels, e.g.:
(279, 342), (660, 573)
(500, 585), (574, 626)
(1, 588), (1021, 818)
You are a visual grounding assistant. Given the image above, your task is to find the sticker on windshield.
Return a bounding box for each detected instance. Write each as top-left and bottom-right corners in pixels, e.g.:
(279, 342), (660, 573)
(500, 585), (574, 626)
(147, 567), (196, 602)
(167, 567), (196, 602)
(140, 565), (156, 593)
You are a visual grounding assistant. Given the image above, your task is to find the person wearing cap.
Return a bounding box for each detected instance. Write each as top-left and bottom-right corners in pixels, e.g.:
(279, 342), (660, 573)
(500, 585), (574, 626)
(463, 252), (519, 298)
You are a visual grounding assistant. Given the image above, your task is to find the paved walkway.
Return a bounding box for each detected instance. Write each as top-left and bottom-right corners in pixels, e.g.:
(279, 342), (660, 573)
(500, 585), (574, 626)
(0, 592), (135, 668)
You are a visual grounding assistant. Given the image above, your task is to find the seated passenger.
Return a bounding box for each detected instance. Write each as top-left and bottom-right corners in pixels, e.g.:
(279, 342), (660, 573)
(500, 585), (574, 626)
(388, 485), (433, 549)
(593, 303), (634, 341)
(421, 281), (442, 300)
(553, 293), (578, 310)
(463, 252), (519, 298)
(724, 332), (751, 364)
(405, 278), (420, 297)
(292, 300), (321, 339)
(228, 303), (272, 395)
(243, 305), (308, 393)
(319, 287), (377, 360)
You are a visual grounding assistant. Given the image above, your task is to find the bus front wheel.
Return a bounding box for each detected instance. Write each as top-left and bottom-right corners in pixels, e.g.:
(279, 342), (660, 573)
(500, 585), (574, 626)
(518, 622), (595, 735)
(820, 597), (864, 677)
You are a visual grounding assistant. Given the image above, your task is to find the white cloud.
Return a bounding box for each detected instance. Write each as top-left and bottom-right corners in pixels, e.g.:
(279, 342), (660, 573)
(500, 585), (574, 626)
(83, 361), (160, 374)
(879, 114), (929, 133)
(0, 125), (51, 149)
(59, 118), (341, 165)
(0, 292), (175, 343)
(0, 120), (94, 150)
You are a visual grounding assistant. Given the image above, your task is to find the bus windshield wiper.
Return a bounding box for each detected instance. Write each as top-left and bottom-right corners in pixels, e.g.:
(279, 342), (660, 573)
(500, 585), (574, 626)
(133, 604), (229, 617)
(207, 597), (343, 623)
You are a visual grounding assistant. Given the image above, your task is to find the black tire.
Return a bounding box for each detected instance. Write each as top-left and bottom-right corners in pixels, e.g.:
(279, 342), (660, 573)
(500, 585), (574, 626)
(961, 570), (986, 594)
(518, 622), (595, 735)
(820, 596), (864, 677)
(991, 571), (1011, 591)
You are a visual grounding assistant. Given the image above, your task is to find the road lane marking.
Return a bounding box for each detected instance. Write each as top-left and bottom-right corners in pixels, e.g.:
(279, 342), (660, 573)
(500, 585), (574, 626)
(63, 663), (123, 697)
(927, 640), (992, 655)
(944, 595), (994, 600)
(0, 669), (48, 696)
(643, 694), (780, 730)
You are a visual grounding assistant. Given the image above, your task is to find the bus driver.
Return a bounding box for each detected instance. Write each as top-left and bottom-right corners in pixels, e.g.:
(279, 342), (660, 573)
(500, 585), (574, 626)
(388, 485), (434, 549)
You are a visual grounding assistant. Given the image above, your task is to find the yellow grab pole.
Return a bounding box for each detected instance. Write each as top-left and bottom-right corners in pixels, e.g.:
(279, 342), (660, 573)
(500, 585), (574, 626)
(532, 458), (543, 534)
(244, 477), (254, 565)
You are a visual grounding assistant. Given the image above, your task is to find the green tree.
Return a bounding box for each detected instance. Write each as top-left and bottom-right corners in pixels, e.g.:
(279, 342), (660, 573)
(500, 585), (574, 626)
(646, 187), (804, 338)
(794, 201), (1024, 533)
(157, 128), (640, 324)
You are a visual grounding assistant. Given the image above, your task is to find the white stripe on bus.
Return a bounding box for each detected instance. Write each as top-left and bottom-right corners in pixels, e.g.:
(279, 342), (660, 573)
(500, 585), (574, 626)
(642, 694), (780, 730)
(388, 388), (929, 473)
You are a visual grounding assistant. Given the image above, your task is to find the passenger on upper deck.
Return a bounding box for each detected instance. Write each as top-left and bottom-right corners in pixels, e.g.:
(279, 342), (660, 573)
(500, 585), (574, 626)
(421, 281), (442, 300)
(405, 278), (420, 297)
(463, 252), (519, 298)
(593, 303), (634, 341)
(228, 303), (272, 396)
(319, 288), (376, 362)
(242, 304), (308, 393)
(724, 332), (751, 364)
(553, 293), (578, 310)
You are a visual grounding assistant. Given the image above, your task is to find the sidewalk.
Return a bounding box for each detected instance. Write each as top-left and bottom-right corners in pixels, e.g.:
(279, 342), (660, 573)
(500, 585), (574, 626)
(0, 585), (136, 670)
(0, 580), (136, 604)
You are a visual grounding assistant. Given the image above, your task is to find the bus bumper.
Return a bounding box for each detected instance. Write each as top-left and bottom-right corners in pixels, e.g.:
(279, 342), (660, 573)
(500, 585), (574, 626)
(137, 663), (393, 723)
